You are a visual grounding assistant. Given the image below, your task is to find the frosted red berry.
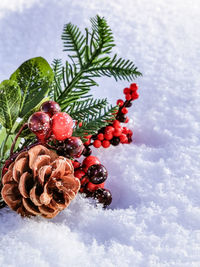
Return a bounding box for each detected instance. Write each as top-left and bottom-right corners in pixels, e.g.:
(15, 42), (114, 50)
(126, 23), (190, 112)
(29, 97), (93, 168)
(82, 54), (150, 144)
(28, 112), (51, 140)
(40, 101), (61, 117)
(51, 112), (73, 141)
(93, 140), (101, 148)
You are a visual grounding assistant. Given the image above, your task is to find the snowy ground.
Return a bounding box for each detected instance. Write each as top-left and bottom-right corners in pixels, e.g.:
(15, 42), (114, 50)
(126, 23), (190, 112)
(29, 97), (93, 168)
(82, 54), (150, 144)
(0, 0), (200, 266)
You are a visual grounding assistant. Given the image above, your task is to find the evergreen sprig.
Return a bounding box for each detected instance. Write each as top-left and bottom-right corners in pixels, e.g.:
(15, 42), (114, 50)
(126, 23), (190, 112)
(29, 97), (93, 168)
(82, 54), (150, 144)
(53, 15), (142, 110)
(66, 98), (108, 121)
(72, 105), (118, 141)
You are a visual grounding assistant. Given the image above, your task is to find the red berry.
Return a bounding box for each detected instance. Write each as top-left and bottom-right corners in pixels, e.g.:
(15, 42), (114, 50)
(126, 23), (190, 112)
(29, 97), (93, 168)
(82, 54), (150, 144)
(112, 120), (121, 129)
(122, 127), (129, 134)
(104, 133), (113, 140)
(127, 129), (133, 136)
(125, 117), (129, 123)
(81, 177), (89, 186)
(87, 182), (105, 192)
(125, 94), (132, 101)
(28, 112), (51, 140)
(51, 112), (73, 141)
(116, 99), (124, 107)
(97, 133), (104, 141)
(113, 128), (122, 137)
(72, 160), (81, 169)
(102, 140), (110, 148)
(84, 139), (91, 146)
(93, 140), (101, 148)
(104, 126), (114, 134)
(82, 156), (101, 172)
(119, 134), (128, 143)
(74, 170), (86, 179)
(132, 91), (139, 100)
(130, 83), (138, 91)
(121, 107), (128, 114)
(40, 101), (61, 117)
(123, 88), (131, 94)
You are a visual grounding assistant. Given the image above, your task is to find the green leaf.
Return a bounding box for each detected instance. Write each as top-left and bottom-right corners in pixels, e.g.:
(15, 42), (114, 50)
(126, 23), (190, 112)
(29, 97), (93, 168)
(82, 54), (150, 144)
(10, 57), (54, 117)
(0, 80), (21, 129)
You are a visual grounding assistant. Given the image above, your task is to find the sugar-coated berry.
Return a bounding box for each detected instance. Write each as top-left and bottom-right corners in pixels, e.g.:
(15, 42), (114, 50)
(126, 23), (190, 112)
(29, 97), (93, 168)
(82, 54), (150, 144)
(116, 99), (124, 107)
(102, 140), (110, 148)
(64, 137), (84, 158)
(132, 91), (139, 100)
(121, 107), (128, 114)
(87, 164), (108, 184)
(74, 170), (86, 179)
(93, 140), (102, 148)
(28, 112), (51, 140)
(125, 94), (132, 101)
(113, 120), (121, 129)
(40, 101), (61, 117)
(97, 133), (104, 141)
(110, 137), (120, 146)
(94, 188), (112, 208)
(51, 112), (73, 141)
(130, 83), (138, 91)
(113, 127), (122, 137)
(82, 156), (101, 172)
(123, 88), (131, 94)
(119, 134), (128, 143)
(104, 133), (113, 140)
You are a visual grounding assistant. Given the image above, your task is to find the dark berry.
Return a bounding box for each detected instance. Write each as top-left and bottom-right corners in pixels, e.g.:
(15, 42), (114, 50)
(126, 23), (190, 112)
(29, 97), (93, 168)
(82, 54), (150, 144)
(51, 112), (73, 141)
(91, 134), (98, 140)
(64, 137), (84, 158)
(87, 164), (108, 184)
(94, 188), (112, 208)
(82, 146), (92, 157)
(116, 114), (126, 123)
(28, 112), (51, 140)
(110, 137), (120, 146)
(40, 101), (61, 117)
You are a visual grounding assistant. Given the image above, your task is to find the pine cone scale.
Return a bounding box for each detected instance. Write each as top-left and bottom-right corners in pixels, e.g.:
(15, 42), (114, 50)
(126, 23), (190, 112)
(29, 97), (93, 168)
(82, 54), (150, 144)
(18, 172), (32, 198)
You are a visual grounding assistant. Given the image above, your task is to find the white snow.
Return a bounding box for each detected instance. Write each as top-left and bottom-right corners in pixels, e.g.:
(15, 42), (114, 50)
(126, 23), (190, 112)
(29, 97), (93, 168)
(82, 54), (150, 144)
(1, 0), (200, 266)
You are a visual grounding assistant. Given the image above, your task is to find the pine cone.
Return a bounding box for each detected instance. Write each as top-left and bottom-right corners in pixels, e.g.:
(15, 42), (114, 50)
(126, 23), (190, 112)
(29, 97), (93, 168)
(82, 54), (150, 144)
(1, 145), (80, 218)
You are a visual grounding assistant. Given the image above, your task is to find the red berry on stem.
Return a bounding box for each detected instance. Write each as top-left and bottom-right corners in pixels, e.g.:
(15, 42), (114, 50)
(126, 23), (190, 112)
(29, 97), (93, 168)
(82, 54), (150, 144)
(113, 127), (122, 137)
(121, 107), (128, 114)
(84, 139), (91, 146)
(119, 134), (128, 143)
(104, 126), (114, 135)
(28, 112), (51, 141)
(52, 112), (73, 141)
(125, 117), (129, 123)
(130, 83), (138, 91)
(82, 155), (101, 172)
(73, 160), (81, 169)
(97, 133), (104, 141)
(123, 88), (131, 94)
(102, 140), (110, 148)
(125, 94), (132, 101)
(40, 101), (61, 117)
(116, 99), (124, 107)
(93, 140), (102, 148)
(113, 120), (121, 129)
(104, 133), (113, 140)
(132, 91), (139, 100)
(74, 170), (86, 179)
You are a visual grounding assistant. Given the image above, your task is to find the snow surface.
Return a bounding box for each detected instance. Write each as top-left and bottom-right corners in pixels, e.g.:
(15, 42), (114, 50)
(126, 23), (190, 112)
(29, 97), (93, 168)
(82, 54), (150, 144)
(0, 0), (200, 266)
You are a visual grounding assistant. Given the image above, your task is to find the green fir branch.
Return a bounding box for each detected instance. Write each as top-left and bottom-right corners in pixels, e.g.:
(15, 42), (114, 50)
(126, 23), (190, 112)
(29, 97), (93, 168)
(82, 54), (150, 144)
(66, 98), (108, 121)
(72, 105), (118, 141)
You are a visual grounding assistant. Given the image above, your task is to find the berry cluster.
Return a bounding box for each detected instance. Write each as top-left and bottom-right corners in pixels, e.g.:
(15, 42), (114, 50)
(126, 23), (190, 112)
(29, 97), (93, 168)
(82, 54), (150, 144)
(28, 101), (73, 142)
(83, 83), (139, 149)
(72, 156), (112, 208)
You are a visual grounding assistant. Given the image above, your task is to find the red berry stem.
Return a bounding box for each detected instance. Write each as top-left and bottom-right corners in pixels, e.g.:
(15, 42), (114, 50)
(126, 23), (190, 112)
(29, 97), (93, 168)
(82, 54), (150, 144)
(10, 123), (28, 157)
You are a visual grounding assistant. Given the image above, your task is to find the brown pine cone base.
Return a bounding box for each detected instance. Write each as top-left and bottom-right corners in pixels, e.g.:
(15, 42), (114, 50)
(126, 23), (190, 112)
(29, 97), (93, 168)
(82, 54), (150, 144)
(1, 145), (80, 219)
